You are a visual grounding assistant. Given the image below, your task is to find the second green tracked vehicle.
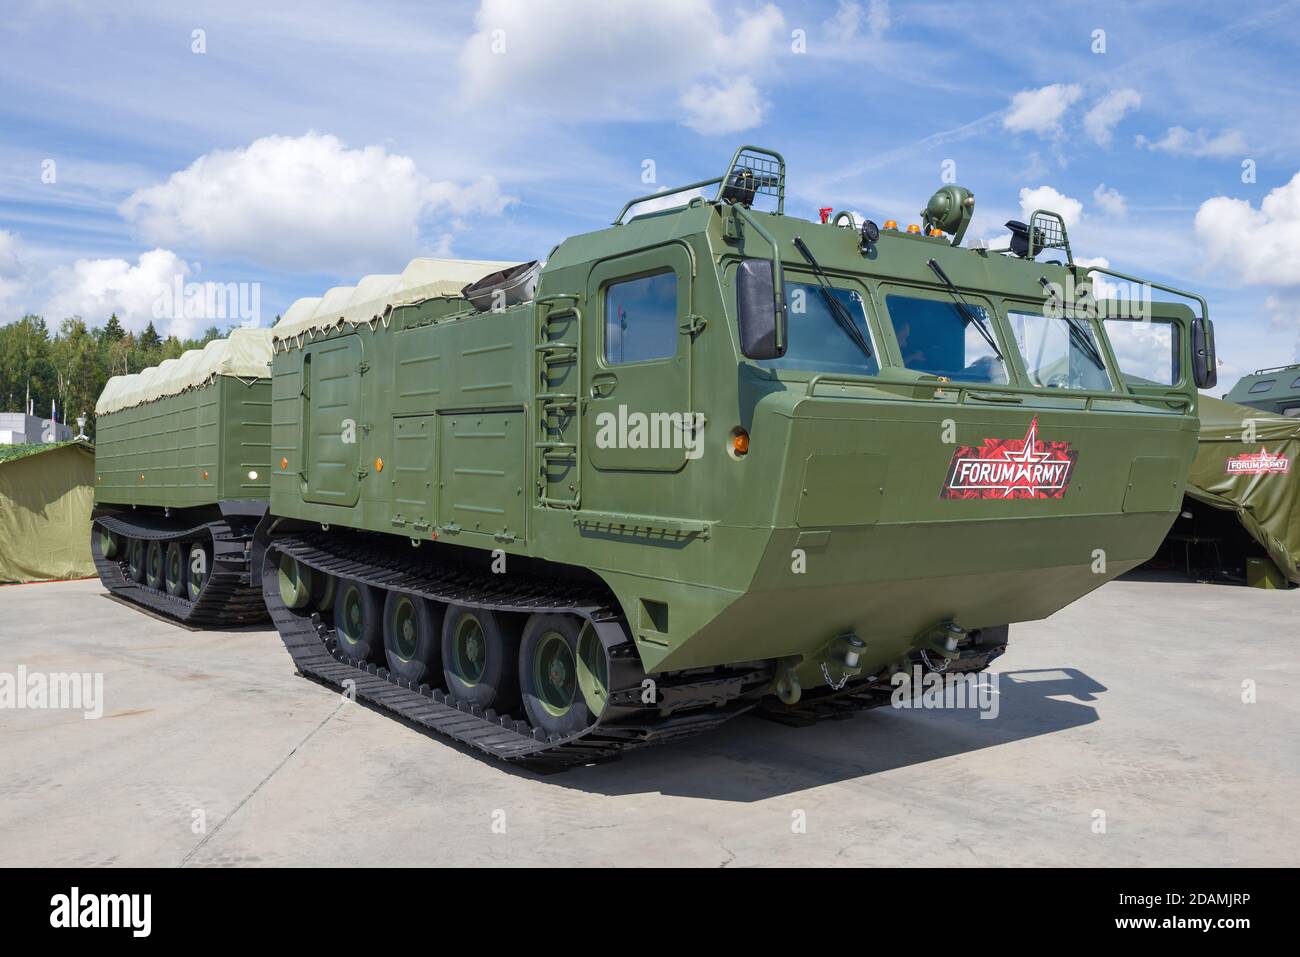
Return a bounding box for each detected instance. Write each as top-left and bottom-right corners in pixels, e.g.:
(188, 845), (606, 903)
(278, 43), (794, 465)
(258, 146), (1216, 768)
(92, 328), (273, 625)
(1225, 364), (1300, 417)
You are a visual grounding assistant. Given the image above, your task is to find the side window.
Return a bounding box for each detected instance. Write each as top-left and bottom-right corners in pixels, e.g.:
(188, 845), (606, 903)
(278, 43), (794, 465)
(604, 271), (678, 364)
(1249, 379), (1276, 394)
(1104, 319), (1179, 387)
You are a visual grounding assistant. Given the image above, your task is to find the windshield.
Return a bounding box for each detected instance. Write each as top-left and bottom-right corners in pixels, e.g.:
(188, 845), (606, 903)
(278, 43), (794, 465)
(1008, 310), (1112, 390)
(758, 280), (880, 375)
(885, 294), (1008, 384)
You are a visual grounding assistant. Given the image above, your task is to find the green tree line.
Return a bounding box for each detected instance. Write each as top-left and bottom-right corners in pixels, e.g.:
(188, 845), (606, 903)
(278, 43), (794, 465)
(0, 314), (235, 440)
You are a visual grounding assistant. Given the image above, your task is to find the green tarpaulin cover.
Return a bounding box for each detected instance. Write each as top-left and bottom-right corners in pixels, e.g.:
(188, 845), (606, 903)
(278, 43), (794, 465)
(1187, 395), (1300, 584)
(0, 441), (96, 583)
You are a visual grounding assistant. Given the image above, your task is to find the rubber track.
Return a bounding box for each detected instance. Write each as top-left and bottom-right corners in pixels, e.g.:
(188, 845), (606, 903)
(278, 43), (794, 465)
(92, 512), (267, 628)
(263, 533), (757, 770)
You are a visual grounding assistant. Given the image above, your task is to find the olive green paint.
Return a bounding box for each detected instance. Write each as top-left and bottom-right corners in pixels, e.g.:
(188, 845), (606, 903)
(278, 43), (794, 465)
(266, 154), (1205, 684)
(94, 377), (272, 509)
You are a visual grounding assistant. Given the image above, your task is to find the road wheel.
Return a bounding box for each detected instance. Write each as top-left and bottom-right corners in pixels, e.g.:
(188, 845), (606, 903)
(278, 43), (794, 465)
(145, 540), (164, 590)
(519, 614), (595, 737)
(99, 526), (121, 560)
(276, 552), (314, 610)
(127, 539), (146, 582)
(164, 542), (186, 597)
(312, 572), (336, 613)
(576, 620), (611, 719)
(334, 579), (382, 661)
(383, 591), (443, 685)
(442, 605), (520, 712)
(187, 542), (211, 601)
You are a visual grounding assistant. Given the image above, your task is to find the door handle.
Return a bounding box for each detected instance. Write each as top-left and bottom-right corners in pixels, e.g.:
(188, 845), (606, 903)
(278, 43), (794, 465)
(590, 373), (618, 399)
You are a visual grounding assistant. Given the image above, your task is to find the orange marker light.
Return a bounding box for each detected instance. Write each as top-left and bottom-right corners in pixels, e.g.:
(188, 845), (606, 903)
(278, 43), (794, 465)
(907, 224), (921, 234)
(280, 456), (288, 469)
(202, 471), (209, 480)
(375, 457), (384, 472)
(930, 227), (943, 237)
(883, 219), (898, 230)
(731, 429), (750, 457)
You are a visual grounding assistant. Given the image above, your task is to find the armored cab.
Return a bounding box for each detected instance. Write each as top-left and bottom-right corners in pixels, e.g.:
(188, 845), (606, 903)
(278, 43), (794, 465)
(92, 328), (273, 625)
(260, 146), (1216, 768)
(1224, 364), (1300, 417)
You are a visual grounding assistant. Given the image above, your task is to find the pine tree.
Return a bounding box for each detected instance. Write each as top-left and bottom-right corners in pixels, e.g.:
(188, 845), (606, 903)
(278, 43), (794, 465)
(139, 321), (162, 351)
(101, 313), (126, 342)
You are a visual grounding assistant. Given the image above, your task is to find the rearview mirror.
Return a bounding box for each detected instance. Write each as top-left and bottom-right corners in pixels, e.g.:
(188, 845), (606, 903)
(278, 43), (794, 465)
(736, 258), (787, 360)
(1192, 316), (1217, 390)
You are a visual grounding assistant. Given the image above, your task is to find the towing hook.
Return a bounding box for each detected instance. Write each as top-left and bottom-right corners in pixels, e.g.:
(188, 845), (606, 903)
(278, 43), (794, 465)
(775, 656), (802, 705)
(832, 633), (866, 670)
(921, 621), (967, 657)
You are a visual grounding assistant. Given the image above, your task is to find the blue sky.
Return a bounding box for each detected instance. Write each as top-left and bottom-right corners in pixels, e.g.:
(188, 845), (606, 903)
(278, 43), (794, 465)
(2, 0), (1299, 389)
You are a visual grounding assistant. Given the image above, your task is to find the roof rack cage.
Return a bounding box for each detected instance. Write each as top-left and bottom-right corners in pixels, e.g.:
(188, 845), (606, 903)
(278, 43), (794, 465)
(1027, 209), (1072, 263)
(714, 145), (785, 213)
(1250, 364), (1300, 375)
(614, 144), (785, 225)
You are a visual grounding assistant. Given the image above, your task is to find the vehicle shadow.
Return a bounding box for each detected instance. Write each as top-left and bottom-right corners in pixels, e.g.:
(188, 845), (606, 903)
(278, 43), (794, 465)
(551, 666), (1106, 802)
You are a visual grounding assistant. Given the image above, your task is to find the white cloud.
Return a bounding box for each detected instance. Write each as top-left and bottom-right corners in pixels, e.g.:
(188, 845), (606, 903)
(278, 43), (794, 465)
(1194, 171), (1300, 286)
(828, 0), (890, 38)
(1262, 295), (1300, 363)
(1136, 126), (1247, 158)
(626, 186), (710, 218)
(43, 249), (193, 334)
(1073, 256), (1122, 299)
(458, 0), (783, 132)
(1092, 183), (1127, 218)
(681, 77), (765, 135)
(0, 230), (22, 278)
(1002, 84), (1082, 137)
(1019, 185), (1083, 227)
(867, 0), (892, 36)
(1083, 88), (1141, 146)
(0, 230), (33, 320)
(120, 133), (512, 274)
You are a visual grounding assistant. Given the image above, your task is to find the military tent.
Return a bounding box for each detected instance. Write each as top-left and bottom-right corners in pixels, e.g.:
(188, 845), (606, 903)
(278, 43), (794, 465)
(1150, 395), (1300, 587)
(0, 441), (96, 583)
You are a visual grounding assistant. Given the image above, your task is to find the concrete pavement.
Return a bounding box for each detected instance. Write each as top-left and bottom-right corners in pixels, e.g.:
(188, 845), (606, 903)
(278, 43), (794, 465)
(0, 574), (1295, 867)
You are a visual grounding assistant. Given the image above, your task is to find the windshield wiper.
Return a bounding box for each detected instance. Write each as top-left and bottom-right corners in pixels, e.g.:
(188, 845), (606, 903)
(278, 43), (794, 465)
(792, 236), (874, 360)
(925, 258), (1004, 361)
(1038, 276), (1108, 371)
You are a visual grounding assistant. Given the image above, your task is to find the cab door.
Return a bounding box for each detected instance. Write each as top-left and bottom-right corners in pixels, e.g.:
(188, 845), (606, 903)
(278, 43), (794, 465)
(583, 244), (696, 472)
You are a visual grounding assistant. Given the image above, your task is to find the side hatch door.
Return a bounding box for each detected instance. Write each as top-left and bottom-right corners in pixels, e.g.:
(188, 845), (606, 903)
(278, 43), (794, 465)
(301, 335), (364, 507)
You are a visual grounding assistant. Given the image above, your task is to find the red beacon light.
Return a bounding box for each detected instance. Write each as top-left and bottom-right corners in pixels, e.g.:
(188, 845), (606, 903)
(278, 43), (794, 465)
(819, 207), (833, 224)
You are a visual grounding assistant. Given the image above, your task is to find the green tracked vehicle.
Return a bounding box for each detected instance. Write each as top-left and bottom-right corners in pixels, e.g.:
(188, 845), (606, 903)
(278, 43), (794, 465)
(259, 146), (1216, 768)
(1224, 364), (1300, 417)
(91, 328), (273, 626)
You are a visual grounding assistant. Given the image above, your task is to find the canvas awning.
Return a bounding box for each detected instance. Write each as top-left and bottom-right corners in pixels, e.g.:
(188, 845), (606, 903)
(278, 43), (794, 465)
(271, 257), (519, 344)
(95, 327), (274, 415)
